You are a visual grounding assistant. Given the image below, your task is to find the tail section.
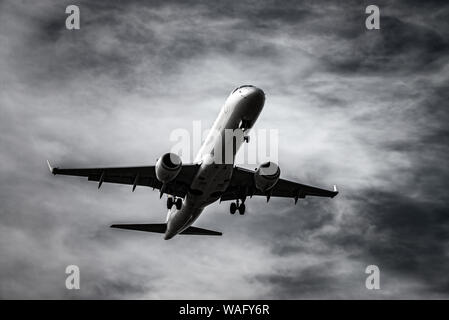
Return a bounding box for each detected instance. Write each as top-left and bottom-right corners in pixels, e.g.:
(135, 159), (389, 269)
(110, 223), (222, 236)
(179, 226), (222, 236)
(111, 223), (166, 233)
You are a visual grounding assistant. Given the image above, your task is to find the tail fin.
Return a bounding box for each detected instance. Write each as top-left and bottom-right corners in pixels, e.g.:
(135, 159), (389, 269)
(110, 223), (222, 236)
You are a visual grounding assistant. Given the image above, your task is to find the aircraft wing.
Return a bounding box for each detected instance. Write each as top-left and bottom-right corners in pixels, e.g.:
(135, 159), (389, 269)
(220, 166), (338, 203)
(47, 160), (199, 198)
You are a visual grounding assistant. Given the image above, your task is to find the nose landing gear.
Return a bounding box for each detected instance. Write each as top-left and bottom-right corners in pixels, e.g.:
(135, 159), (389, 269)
(239, 119), (251, 143)
(230, 200), (246, 215)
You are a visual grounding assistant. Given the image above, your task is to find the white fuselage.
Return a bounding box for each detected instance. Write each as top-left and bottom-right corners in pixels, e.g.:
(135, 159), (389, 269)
(164, 85), (265, 239)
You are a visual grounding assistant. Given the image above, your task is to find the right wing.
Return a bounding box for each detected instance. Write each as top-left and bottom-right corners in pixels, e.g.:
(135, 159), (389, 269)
(47, 160), (198, 198)
(220, 166), (338, 202)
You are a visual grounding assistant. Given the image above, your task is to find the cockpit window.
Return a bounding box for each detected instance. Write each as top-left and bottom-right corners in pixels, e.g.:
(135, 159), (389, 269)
(232, 85), (254, 94)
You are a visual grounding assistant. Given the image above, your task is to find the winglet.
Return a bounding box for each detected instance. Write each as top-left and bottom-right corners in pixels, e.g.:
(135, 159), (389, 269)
(332, 184), (339, 197)
(46, 160), (55, 175)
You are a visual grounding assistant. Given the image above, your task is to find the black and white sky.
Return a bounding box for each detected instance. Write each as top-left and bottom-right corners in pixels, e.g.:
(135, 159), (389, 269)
(1, 0), (449, 299)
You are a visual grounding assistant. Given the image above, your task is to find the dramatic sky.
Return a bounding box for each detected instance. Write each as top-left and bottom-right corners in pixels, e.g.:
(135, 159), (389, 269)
(1, 0), (448, 299)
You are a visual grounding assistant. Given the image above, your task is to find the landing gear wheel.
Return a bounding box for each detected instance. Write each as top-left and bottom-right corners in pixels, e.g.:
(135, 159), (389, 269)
(238, 203), (246, 215)
(230, 202), (237, 214)
(175, 198), (182, 210)
(167, 197), (174, 209)
(244, 135), (250, 143)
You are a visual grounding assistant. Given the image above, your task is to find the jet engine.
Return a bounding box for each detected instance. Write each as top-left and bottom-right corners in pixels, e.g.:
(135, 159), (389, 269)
(254, 161), (280, 192)
(155, 153), (182, 184)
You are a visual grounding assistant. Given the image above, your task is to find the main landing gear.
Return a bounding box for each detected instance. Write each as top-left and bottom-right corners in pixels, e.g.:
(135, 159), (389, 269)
(240, 119), (250, 143)
(167, 197), (182, 210)
(230, 200), (245, 215)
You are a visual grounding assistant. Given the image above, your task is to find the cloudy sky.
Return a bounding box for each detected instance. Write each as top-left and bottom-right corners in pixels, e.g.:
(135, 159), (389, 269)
(1, 0), (449, 299)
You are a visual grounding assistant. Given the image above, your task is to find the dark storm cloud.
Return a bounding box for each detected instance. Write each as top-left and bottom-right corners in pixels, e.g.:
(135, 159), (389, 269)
(322, 16), (449, 74)
(1, 0), (449, 299)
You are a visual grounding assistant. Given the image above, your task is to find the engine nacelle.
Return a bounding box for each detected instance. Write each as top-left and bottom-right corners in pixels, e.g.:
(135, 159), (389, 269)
(254, 161), (280, 192)
(155, 153), (182, 184)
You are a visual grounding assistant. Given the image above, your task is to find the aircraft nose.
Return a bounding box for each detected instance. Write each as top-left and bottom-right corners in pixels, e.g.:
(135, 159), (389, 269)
(242, 86), (265, 105)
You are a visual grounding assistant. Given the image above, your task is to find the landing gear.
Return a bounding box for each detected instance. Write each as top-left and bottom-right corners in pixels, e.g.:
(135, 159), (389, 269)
(240, 119), (251, 130)
(230, 202), (237, 214)
(175, 198), (182, 210)
(167, 196), (183, 210)
(230, 200), (245, 215)
(240, 119), (251, 143)
(167, 197), (174, 209)
(238, 203), (245, 215)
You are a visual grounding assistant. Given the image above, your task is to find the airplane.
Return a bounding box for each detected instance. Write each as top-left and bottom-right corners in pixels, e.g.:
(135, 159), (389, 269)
(47, 85), (338, 239)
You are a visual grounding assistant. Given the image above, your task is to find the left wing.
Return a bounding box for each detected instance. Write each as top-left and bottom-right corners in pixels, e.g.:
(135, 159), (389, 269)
(220, 166), (338, 203)
(47, 160), (198, 198)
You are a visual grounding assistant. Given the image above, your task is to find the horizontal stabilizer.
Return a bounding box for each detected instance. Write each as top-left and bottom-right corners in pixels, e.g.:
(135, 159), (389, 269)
(111, 223), (166, 233)
(180, 226), (222, 236)
(46, 160), (55, 174)
(110, 223), (222, 236)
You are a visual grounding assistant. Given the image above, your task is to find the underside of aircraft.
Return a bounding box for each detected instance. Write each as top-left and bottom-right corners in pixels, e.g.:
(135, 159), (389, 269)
(48, 85), (338, 239)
